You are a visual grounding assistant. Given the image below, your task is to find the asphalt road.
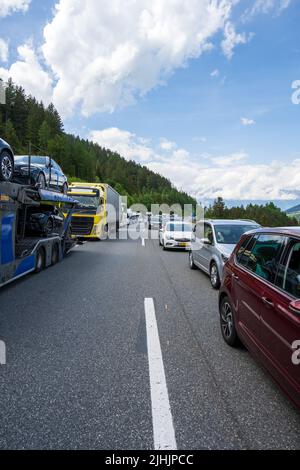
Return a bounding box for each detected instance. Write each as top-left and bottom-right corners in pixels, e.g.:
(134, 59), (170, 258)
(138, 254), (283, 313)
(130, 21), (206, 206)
(0, 223), (299, 449)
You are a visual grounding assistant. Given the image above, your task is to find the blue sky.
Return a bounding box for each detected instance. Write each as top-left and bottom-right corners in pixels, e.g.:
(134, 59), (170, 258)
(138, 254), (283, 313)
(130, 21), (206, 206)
(1, 0), (300, 207)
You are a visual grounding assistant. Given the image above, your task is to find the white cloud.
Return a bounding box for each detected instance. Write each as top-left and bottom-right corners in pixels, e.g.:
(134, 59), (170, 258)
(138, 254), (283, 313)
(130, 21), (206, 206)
(245, 0), (292, 17)
(89, 127), (155, 162)
(0, 44), (53, 105)
(241, 117), (256, 126)
(40, 0), (240, 117)
(0, 0), (31, 17)
(210, 69), (220, 78)
(0, 39), (9, 63)
(210, 151), (248, 166)
(160, 138), (177, 151)
(221, 22), (251, 59)
(89, 127), (300, 201)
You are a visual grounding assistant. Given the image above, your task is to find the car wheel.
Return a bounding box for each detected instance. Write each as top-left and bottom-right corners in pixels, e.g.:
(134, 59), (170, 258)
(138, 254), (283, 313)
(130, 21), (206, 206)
(51, 243), (59, 265)
(35, 247), (45, 273)
(220, 296), (239, 347)
(45, 217), (54, 235)
(210, 262), (220, 289)
(0, 150), (14, 182)
(62, 182), (68, 195)
(37, 172), (46, 189)
(189, 251), (197, 270)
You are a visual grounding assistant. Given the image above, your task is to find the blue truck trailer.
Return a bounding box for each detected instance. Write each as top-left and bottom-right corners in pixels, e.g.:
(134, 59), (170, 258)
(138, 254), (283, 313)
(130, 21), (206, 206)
(0, 182), (77, 288)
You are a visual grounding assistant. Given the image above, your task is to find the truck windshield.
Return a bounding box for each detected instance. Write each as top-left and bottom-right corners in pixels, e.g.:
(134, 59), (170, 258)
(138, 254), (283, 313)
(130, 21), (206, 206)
(75, 195), (99, 209)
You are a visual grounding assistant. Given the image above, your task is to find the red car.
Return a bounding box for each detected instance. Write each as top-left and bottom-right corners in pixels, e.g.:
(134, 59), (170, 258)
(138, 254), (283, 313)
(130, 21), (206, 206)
(219, 227), (300, 410)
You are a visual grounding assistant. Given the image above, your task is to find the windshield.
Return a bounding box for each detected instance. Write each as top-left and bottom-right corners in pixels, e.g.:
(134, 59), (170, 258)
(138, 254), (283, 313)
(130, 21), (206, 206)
(15, 156), (48, 165)
(167, 223), (192, 232)
(74, 195), (100, 209)
(214, 224), (259, 245)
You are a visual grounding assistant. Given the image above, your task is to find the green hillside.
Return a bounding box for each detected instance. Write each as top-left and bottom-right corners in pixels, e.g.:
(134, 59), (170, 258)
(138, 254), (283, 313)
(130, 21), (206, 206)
(0, 79), (196, 209)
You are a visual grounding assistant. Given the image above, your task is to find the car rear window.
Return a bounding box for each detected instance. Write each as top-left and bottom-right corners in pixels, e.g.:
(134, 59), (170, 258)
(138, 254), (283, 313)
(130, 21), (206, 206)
(276, 241), (300, 297)
(236, 234), (285, 284)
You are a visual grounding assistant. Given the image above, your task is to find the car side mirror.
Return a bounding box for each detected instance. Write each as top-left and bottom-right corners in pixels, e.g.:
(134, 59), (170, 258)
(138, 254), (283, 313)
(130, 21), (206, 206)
(201, 237), (212, 245)
(289, 299), (300, 316)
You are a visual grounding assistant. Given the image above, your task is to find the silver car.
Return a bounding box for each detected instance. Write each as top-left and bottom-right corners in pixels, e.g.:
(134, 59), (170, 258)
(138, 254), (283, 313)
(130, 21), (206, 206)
(189, 219), (260, 289)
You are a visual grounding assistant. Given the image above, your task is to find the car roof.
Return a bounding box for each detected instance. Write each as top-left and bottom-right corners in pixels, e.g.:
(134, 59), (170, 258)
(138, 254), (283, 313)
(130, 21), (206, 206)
(15, 155), (50, 159)
(201, 219), (259, 225)
(243, 227), (300, 238)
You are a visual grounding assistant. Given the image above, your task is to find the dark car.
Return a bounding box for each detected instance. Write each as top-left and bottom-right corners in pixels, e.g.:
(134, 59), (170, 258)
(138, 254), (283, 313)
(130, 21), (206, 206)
(219, 227), (300, 410)
(0, 138), (14, 182)
(14, 155), (68, 193)
(27, 208), (64, 236)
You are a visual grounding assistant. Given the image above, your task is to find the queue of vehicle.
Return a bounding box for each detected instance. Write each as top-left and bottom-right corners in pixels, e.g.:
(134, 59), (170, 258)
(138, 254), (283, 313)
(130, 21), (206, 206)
(1, 136), (299, 412)
(149, 215), (300, 411)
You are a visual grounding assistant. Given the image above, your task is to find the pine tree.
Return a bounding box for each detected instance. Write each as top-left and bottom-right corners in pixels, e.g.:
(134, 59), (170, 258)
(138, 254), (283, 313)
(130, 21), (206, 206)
(38, 120), (52, 153)
(4, 120), (21, 153)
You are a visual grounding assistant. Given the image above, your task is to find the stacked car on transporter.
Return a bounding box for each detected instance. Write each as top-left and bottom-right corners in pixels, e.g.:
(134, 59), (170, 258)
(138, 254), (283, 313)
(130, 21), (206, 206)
(0, 139), (78, 288)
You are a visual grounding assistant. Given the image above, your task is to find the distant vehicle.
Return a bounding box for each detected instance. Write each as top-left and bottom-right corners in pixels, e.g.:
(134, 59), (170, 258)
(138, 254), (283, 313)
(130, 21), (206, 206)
(68, 183), (121, 239)
(189, 219), (260, 289)
(219, 227), (300, 410)
(13, 156), (68, 194)
(159, 221), (193, 250)
(0, 138), (14, 182)
(148, 215), (160, 230)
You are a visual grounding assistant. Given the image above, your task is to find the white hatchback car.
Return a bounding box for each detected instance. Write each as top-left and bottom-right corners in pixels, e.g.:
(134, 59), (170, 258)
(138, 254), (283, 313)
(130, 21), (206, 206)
(159, 221), (193, 250)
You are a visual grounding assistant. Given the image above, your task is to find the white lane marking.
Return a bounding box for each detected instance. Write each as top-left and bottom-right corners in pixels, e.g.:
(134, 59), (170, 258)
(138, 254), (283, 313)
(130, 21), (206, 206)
(144, 298), (177, 450)
(142, 237), (145, 247)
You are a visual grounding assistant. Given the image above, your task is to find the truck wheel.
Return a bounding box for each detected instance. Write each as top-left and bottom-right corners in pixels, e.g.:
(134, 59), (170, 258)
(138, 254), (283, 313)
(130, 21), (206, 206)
(0, 150), (14, 182)
(51, 244), (59, 265)
(35, 247), (45, 273)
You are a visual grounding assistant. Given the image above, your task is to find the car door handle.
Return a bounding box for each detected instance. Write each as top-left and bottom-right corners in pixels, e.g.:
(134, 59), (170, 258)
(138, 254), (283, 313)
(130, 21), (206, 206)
(262, 297), (274, 308)
(232, 273), (239, 280)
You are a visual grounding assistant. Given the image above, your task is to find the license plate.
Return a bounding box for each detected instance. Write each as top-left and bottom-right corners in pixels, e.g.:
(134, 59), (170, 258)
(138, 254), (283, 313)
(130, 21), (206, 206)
(179, 243), (187, 247)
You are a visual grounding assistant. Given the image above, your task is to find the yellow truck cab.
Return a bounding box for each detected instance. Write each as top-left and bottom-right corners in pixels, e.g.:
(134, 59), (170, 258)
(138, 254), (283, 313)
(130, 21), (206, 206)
(68, 183), (121, 239)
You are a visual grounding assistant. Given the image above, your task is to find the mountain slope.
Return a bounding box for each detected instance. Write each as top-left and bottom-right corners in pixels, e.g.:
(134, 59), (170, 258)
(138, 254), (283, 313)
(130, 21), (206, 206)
(0, 79), (196, 208)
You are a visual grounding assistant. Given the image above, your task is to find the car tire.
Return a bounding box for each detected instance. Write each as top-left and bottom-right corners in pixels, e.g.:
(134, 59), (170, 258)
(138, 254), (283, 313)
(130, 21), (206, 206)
(37, 172), (46, 189)
(35, 247), (45, 273)
(210, 262), (220, 289)
(51, 243), (59, 265)
(62, 182), (68, 195)
(219, 296), (240, 347)
(0, 150), (14, 182)
(189, 251), (197, 270)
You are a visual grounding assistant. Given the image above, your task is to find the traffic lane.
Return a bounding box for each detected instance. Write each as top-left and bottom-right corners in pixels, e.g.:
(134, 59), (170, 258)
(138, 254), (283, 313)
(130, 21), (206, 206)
(0, 236), (153, 449)
(136, 237), (247, 449)
(150, 239), (300, 449)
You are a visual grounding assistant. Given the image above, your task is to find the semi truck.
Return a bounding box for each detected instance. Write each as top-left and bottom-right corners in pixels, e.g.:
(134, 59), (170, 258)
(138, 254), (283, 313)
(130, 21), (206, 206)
(68, 183), (121, 240)
(0, 182), (77, 288)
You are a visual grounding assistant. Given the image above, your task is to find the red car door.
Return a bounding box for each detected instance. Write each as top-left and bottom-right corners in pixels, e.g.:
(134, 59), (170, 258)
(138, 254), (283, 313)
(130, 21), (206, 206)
(260, 239), (300, 408)
(231, 235), (263, 350)
(233, 234), (285, 352)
